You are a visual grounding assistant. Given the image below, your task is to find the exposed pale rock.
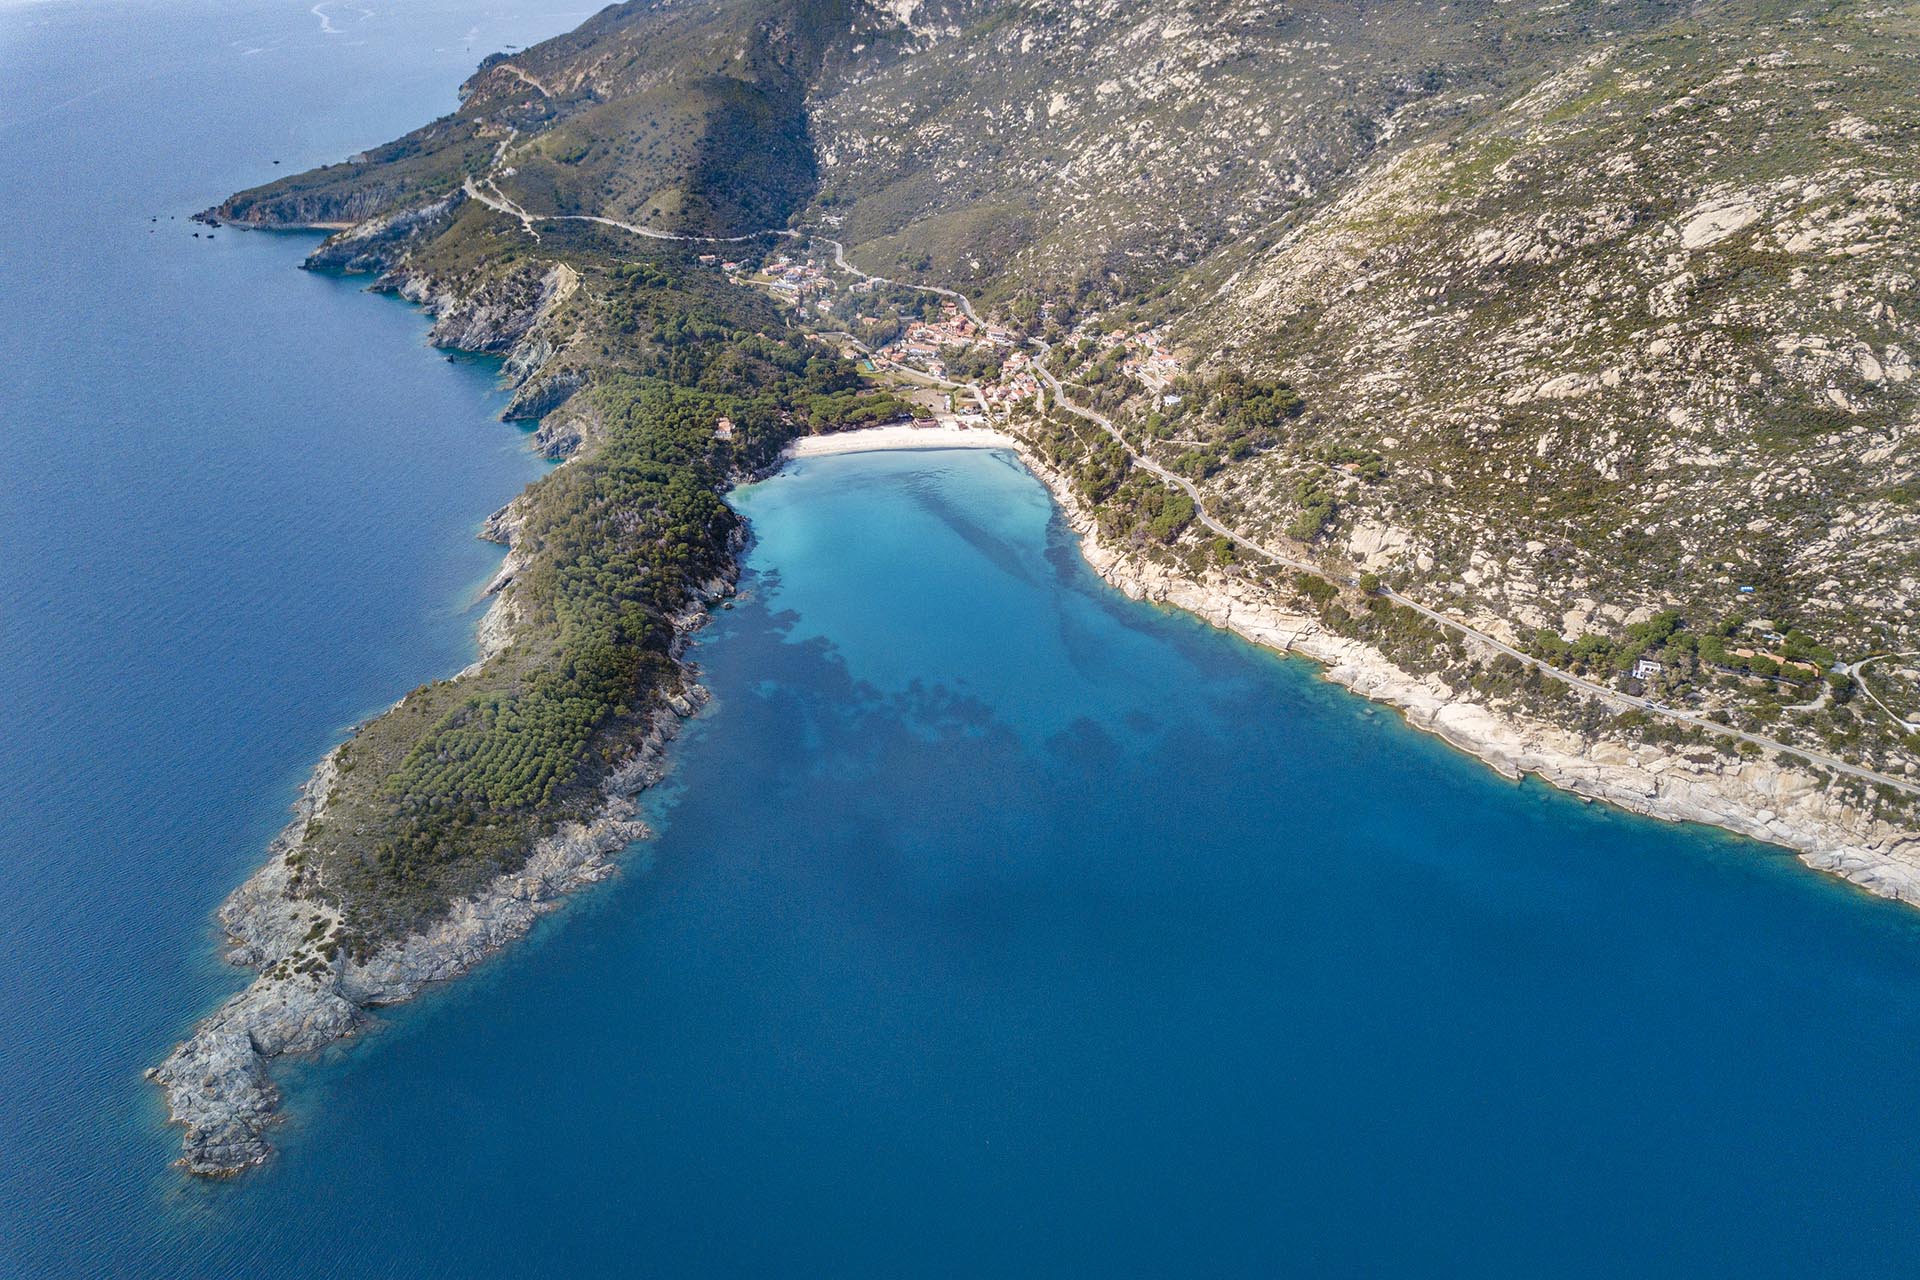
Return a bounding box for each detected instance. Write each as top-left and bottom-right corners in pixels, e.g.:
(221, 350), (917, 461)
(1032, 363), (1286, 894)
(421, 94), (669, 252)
(1680, 198), (1761, 250)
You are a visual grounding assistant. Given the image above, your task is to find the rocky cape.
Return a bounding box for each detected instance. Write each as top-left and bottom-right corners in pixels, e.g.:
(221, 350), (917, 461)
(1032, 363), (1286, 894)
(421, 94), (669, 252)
(149, 230), (712, 1177)
(149, 531), (731, 1175)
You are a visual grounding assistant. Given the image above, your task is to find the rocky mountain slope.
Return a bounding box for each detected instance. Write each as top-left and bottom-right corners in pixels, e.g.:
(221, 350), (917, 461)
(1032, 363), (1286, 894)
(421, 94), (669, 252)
(809, 0), (1696, 298)
(1187, 1), (1919, 670)
(214, 0), (890, 235)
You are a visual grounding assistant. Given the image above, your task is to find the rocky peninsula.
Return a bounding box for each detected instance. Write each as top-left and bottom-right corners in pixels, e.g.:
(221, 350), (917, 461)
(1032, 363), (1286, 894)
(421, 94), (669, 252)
(151, 204), (898, 1174)
(150, 484), (734, 1174)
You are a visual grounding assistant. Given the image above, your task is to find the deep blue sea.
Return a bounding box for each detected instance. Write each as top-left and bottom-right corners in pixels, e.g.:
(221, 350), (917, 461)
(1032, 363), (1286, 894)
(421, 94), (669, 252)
(9, 2), (1920, 1276)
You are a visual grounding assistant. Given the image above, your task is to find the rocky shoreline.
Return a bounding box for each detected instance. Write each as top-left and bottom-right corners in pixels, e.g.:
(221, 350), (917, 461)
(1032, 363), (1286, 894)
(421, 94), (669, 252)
(148, 551), (731, 1176)
(1006, 440), (1920, 908)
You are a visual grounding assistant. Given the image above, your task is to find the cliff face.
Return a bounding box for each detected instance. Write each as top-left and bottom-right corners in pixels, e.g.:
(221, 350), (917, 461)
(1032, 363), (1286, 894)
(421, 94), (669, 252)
(301, 195), (465, 270)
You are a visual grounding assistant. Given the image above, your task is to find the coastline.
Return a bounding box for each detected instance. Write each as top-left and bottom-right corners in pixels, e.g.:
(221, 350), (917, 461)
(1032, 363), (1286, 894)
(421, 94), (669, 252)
(152, 415), (1920, 1178)
(150, 427), (1006, 1176)
(778, 427), (1920, 906)
(1002, 438), (1920, 907)
(150, 222), (752, 1176)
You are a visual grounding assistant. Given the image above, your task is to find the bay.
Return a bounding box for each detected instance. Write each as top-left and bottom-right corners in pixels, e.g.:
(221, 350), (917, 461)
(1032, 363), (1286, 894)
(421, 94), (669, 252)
(7, 3), (1920, 1276)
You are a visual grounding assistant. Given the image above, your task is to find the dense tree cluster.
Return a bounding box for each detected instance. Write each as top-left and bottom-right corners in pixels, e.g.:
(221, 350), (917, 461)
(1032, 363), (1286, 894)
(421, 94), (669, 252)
(1287, 470), (1339, 543)
(1528, 610), (1837, 692)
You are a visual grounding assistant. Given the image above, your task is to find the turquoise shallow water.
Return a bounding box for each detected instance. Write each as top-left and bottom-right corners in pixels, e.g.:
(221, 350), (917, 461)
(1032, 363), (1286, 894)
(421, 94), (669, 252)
(10, 3), (1920, 1276)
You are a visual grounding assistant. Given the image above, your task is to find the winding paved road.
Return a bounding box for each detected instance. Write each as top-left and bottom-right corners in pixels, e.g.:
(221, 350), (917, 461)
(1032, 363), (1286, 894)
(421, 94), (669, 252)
(1850, 653), (1920, 734)
(462, 174), (798, 245)
(814, 235), (984, 326)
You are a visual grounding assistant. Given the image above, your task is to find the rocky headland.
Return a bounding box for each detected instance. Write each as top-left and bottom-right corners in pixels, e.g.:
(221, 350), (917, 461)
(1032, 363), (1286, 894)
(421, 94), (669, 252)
(151, 176), (822, 1174)
(150, 515), (732, 1174)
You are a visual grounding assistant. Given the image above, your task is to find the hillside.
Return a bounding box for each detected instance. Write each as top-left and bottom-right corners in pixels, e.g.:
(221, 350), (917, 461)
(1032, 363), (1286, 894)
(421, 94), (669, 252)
(1170, 3), (1920, 785)
(814, 0), (1919, 786)
(212, 0), (887, 235)
(808, 0), (1696, 298)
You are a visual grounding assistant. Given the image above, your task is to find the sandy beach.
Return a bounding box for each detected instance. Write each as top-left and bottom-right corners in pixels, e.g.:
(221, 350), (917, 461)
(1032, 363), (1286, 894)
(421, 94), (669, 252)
(784, 424), (1017, 458)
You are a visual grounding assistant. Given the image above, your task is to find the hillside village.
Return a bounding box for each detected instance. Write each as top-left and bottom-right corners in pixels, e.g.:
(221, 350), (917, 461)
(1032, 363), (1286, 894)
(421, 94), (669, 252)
(728, 240), (1185, 426)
